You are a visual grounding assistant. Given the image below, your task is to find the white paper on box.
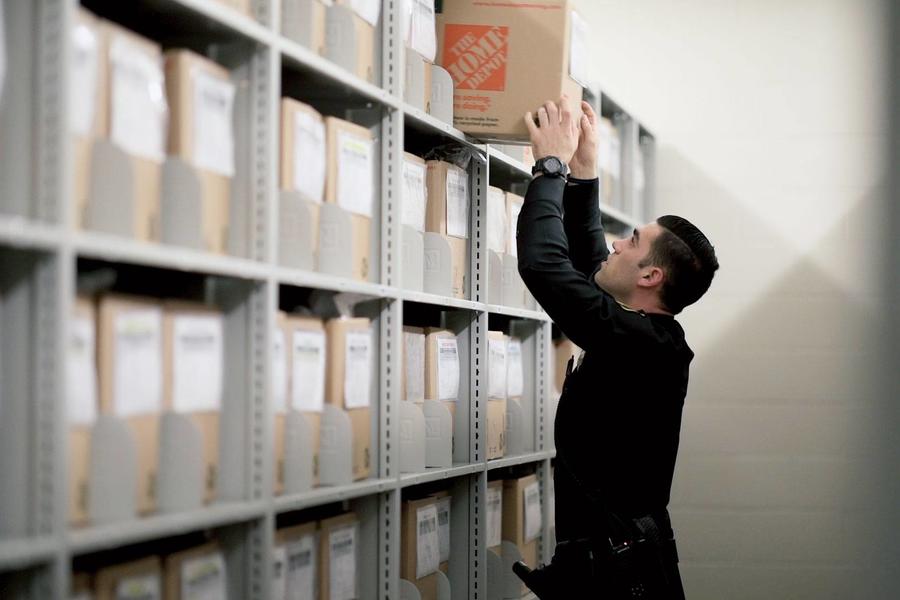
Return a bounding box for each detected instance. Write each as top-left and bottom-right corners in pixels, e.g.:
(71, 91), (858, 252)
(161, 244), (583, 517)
(436, 496), (451, 563)
(192, 68), (236, 177)
(343, 330), (372, 409)
(408, 0), (436, 62)
(445, 167), (469, 238)
(273, 328), (288, 414)
(336, 130), (375, 217)
(488, 338), (507, 400)
(286, 533), (316, 600)
(507, 197), (523, 258)
(404, 331), (425, 403)
(486, 485), (502, 548)
(415, 505), (440, 579)
(180, 551), (226, 600)
(350, 0), (381, 26)
(115, 573), (161, 600)
(329, 525), (357, 600)
(436, 337), (459, 401)
(272, 545), (287, 600)
(402, 158), (427, 232)
(109, 35), (167, 162)
(172, 314), (224, 414)
(568, 10), (590, 88)
(486, 187), (507, 253)
(68, 316), (98, 426)
(523, 481), (542, 542)
(113, 308), (163, 418)
(293, 110), (327, 203)
(506, 339), (524, 398)
(70, 21), (100, 136)
(291, 329), (326, 413)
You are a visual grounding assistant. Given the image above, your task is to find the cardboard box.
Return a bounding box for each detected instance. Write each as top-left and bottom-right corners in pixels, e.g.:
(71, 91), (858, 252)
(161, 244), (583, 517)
(282, 0), (328, 55)
(319, 512), (359, 600)
(325, 318), (373, 480)
(69, 296), (99, 527)
(164, 543), (227, 600)
(487, 331), (508, 460)
(285, 314), (327, 487)
(164, 49), (234, 254)
(94, 556), (162, 600)
(426, 160), (469, 298)
(486, 185), (508, 254)
(423, 329), (459, 425)
(275, 522), (319, 599)
(71, 572), (93, 599)
(97, 294), (164, 515)
(430, 490), (452, 574)
(402, 152), (428, 234)
(162, 301), (225, 504)
(324, 117), (375, 282)
(435, 0), (585, 140)
(405, 50), (433, 111)
(506, 336), (524, 402)
(554, 337), (582, 394)
(402, 326), (426, 403)
(401, 497), (440, 600)
(502, 474), (540, 582)
(486, 480), (504, 553)
(332, 1), (377, 82)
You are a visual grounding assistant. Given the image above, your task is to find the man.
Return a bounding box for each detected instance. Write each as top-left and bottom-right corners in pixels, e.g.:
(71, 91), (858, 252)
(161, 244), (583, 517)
(512, 97), (719, 599)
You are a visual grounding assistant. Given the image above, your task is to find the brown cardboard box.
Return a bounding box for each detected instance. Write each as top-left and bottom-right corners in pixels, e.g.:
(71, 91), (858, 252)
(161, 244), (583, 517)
(319, 512), (358, 600)
(487, 331), (508, 460)
(430, 490), (452, 574)
(162, 301), (224, 504)
(325, 318), (372, 480)
(502, 474), (539, 584)
(486, 185), (508, 254)
(95, 556), (162, 600)
(285, 314), (327, 487)
(164, 49), (233, 254)
(332, 1), (376, 82)
(97, 294), (163, 515)
(553, 337), (582, 394)
(406, 50), (434, 111)
(282, 0), (328, 56)
(324, 117), (374, 282)
(164, 542), (226, 600)
(486, 480), (504, 554)
(401, 497), (440, 599)
(402, 151), (427, 233)
(402, 326), (426, 403)
(436, 1), (584, 140)
(425, 160), (469, 298)
(71, 572), (93, 597)
(69, 296), (98, 527)
(423, 329), (459, 424)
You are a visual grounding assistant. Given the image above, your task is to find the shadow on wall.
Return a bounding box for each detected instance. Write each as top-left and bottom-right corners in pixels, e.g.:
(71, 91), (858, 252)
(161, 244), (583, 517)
(653, 146), (890, 599)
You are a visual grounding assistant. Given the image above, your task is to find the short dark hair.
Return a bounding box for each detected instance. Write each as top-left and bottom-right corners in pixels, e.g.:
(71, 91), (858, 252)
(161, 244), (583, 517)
(641, 215), (719, 314)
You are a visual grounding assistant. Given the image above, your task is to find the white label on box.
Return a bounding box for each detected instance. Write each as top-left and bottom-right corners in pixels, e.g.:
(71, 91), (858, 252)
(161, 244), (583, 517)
(336, 130), (375, 217)
(109, 35), (166, 162)
(416, 505), (440, 579)
(172, 314), (224, 414)
(610, 134), (621, 180)
(506, 339), (524, 398)
(445, 167), (469, 238)
(404, 331), (425, 403)
(437, 496), (451, 563)
(181, 552), (226, 600)
(68, 316), (98, 426)
(115, 573), (161, 600)
(113, 308), (163, 418)
(402, 158), (427, 232)
(524, 481), (542, 542)
(436, 337), (459, 401)
(293, 110), (327, 203)
(291, 329), (326, 413)
(488, 338), (507, 400)
(409, 0), (437, 62)
(350, 0), (381, 26)
(569, 10), (590, 88)
(486, 485), (502, 548)
(344, 330), (372, 409)
(508, 198), (523, 258)
(272, 545), (287, 600)
(273, 328), (288, 415)
(192, 68), (236, 177)
(487, 187), (507, 253)
(329, 525), (357, 600)
(286, 533), (316, 600)
(70, 21), (99, 136)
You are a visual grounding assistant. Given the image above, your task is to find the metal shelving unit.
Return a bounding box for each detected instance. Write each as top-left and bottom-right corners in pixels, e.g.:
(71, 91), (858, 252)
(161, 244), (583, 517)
(0, 0), (655, 598)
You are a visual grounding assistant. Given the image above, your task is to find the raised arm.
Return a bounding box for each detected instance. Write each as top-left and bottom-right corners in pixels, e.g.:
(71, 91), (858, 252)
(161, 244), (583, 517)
(563, 178), (609, 278)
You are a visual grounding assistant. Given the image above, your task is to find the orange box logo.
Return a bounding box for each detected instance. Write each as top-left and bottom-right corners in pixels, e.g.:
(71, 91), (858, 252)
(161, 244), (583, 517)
(442, 24), (509, 91)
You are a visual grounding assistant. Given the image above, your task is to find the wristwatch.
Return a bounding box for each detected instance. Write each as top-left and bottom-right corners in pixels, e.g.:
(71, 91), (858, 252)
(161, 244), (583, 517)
(532, 156), (569, 179)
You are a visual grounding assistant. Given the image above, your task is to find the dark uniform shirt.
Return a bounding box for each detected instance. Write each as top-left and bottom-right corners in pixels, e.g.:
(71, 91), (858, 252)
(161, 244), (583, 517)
(516, 175), (694, 543)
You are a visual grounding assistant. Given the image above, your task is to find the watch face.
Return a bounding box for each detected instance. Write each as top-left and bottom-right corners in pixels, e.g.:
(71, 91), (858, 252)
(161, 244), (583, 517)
(545, 157), (562, 172)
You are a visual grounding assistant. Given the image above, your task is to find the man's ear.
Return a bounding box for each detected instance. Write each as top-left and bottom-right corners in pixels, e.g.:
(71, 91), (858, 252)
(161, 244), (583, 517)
(638, 266), (665, 288)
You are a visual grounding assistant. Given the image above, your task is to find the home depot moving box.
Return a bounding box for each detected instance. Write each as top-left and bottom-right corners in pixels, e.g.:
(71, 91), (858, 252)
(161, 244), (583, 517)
(486, 331), (507, 459)
(286, 314), (328, 487)
(68, 296), (98, 526)
(282, 0), (328, 55)
(274, 522), (319, 600)
(164, 543), (227, 600)
(401, 497), (441, 600)
(503, 474), (542, 593)
(319, 513), (359, 600)
(324, 117), (375, 282)
(162, 301), (225, 504)
(554, 337), (582, 394)
(332, 0), (378, 82)
(430, 490), (452, 574)
(97, 294), (164, 515)
(486, 480), (503, 554)
(403, 326), (426, 403)
(94, 556), (162, 600)
(436, 0), (586, 140)
(423, 329), (460, 425)
(325, 318), (373, 480)
(425, 160), (469, 299)
(164, 49), (235, 254)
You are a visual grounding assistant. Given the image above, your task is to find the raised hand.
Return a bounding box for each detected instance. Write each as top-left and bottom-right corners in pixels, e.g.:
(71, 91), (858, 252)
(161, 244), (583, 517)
(569, 101), (598, 179)
(524, 95), (580, 166)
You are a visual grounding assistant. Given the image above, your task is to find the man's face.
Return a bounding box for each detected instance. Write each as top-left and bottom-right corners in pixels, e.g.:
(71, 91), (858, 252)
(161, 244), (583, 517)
(594, 222), (664, 299)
